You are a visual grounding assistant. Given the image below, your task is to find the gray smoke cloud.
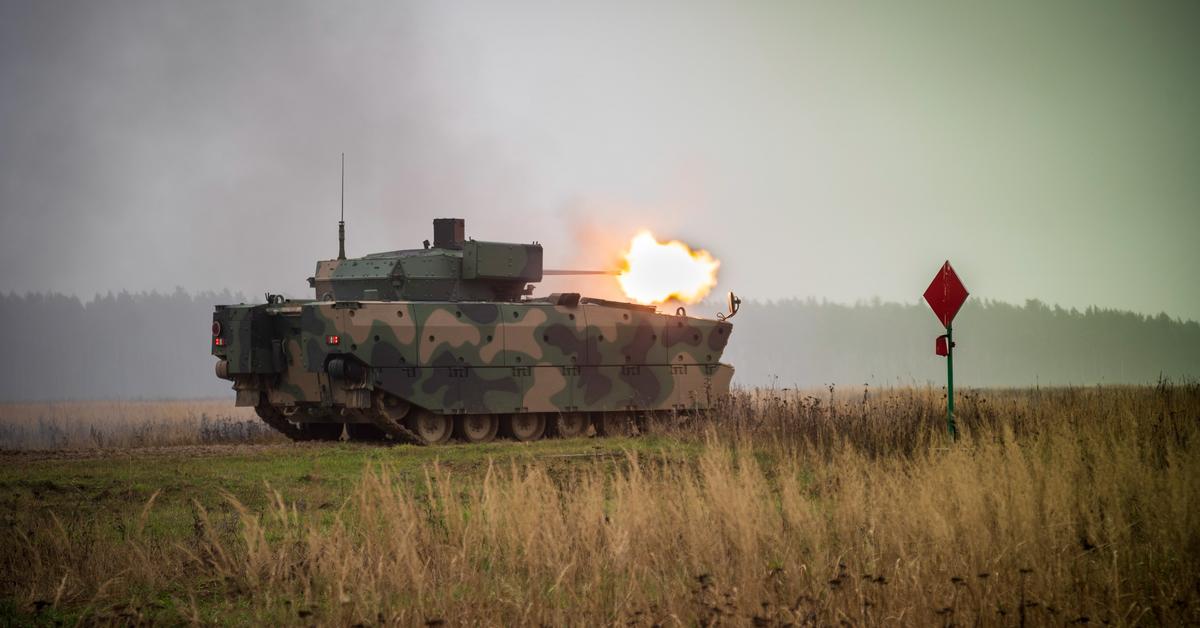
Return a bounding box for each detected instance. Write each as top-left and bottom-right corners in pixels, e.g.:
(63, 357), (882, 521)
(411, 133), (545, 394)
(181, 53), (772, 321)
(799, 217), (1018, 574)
(2, 1), (1198, 320)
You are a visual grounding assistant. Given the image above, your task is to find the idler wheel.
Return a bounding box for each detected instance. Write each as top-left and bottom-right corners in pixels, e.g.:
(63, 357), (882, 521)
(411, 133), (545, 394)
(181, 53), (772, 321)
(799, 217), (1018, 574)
(457, 414), (499, 444)
(255, 403), (345, 441)
(406, 408), (454, 445)
(505, 413), (546, 442)
(375, 393), (411, 423)
(550, 412), (589, 439)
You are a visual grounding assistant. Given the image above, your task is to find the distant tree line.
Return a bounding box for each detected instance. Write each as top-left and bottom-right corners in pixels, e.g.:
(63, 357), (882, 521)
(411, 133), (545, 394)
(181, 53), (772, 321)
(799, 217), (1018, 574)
(0, 291), (1196, 401)
(0, 289), (244, 401)
(722, 297), (1200, 389)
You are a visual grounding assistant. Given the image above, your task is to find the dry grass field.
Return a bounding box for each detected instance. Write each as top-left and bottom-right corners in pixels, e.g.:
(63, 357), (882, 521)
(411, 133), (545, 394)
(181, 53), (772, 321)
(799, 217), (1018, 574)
(0, 383), (1197, 625)
(0, 400), (278, 450)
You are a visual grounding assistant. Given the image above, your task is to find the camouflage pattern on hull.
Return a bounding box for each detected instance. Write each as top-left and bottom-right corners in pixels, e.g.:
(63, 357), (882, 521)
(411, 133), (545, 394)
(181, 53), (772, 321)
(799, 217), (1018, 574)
(214, 299), (734, 416)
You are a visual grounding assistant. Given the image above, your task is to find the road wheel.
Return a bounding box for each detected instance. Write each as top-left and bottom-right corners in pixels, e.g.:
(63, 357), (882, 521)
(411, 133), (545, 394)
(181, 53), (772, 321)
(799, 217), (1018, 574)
(549, 412), (589, 439)
(346, 422), (386, 441)
(594, 412), (634, 437)
(407, 409), (454, 445)
(505, 413), (546, 442)
(457, 414), (499, 444)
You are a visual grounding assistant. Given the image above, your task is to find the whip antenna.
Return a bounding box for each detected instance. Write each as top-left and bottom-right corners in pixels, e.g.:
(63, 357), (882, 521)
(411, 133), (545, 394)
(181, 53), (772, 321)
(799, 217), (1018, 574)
(337, 153), (346, 260)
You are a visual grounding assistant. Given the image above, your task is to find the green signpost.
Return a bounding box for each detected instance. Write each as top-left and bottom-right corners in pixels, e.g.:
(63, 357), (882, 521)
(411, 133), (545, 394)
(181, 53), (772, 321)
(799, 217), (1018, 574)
(945, 323), (955, 439)
(924, 262), (969, 440)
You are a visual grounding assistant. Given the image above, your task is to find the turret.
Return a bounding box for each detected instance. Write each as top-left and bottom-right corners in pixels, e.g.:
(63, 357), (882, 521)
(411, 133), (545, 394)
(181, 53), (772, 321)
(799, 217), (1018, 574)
(308, 218), (543, 302)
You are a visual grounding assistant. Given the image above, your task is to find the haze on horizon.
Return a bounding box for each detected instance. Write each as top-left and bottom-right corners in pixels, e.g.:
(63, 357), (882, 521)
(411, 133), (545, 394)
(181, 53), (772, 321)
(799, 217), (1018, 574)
(1, 1), (1197, 321)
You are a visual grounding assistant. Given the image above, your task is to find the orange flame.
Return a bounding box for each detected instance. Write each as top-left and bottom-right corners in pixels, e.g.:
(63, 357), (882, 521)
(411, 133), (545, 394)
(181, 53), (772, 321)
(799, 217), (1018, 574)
(617, 231), (720, 305)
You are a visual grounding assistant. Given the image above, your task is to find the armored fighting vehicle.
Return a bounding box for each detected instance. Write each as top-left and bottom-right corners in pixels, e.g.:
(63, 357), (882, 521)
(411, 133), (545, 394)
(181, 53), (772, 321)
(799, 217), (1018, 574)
(212, 218), (736, 444)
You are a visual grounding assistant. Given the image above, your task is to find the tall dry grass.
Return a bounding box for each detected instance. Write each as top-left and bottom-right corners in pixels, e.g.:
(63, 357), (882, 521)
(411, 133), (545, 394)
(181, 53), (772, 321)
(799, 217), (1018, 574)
(3, 384), (1198, 625)
(0, 400), (278, 450)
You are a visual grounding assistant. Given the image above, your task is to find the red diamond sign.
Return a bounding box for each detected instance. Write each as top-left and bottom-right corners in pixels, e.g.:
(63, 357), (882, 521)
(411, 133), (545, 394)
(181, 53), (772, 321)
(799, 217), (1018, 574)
(924, 261), (969, 327)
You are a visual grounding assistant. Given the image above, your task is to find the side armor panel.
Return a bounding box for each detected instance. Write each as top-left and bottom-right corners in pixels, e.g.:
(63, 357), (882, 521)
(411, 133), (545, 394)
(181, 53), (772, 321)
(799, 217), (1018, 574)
(279, 300), (733, 414)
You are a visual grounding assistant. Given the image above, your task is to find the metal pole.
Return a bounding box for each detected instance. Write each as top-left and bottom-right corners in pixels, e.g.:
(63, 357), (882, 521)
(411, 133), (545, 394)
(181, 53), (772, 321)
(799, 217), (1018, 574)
(337, 153), (346, 260)
(946, 323), (957, 440)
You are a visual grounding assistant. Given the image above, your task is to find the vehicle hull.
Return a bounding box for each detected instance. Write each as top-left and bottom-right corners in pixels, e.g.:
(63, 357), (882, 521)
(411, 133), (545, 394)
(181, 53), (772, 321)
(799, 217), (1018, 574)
(214, 299), (734, 426)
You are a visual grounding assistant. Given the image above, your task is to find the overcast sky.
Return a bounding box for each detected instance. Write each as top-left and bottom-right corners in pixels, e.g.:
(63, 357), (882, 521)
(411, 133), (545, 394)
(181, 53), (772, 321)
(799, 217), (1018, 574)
(2, 1), (1197, 320)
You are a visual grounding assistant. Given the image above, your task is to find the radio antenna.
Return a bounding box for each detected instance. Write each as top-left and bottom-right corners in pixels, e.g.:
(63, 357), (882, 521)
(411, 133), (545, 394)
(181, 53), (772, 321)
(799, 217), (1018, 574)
(337, 152), (346, 260)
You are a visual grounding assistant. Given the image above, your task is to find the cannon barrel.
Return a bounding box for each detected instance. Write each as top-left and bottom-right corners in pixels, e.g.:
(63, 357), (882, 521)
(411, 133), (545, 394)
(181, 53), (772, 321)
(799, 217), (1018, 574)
(543, 269), (617, 276)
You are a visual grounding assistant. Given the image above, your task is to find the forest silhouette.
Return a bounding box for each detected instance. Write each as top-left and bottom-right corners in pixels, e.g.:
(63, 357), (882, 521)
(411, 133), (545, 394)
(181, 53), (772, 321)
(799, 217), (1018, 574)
(0, 290), (1195, 401)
